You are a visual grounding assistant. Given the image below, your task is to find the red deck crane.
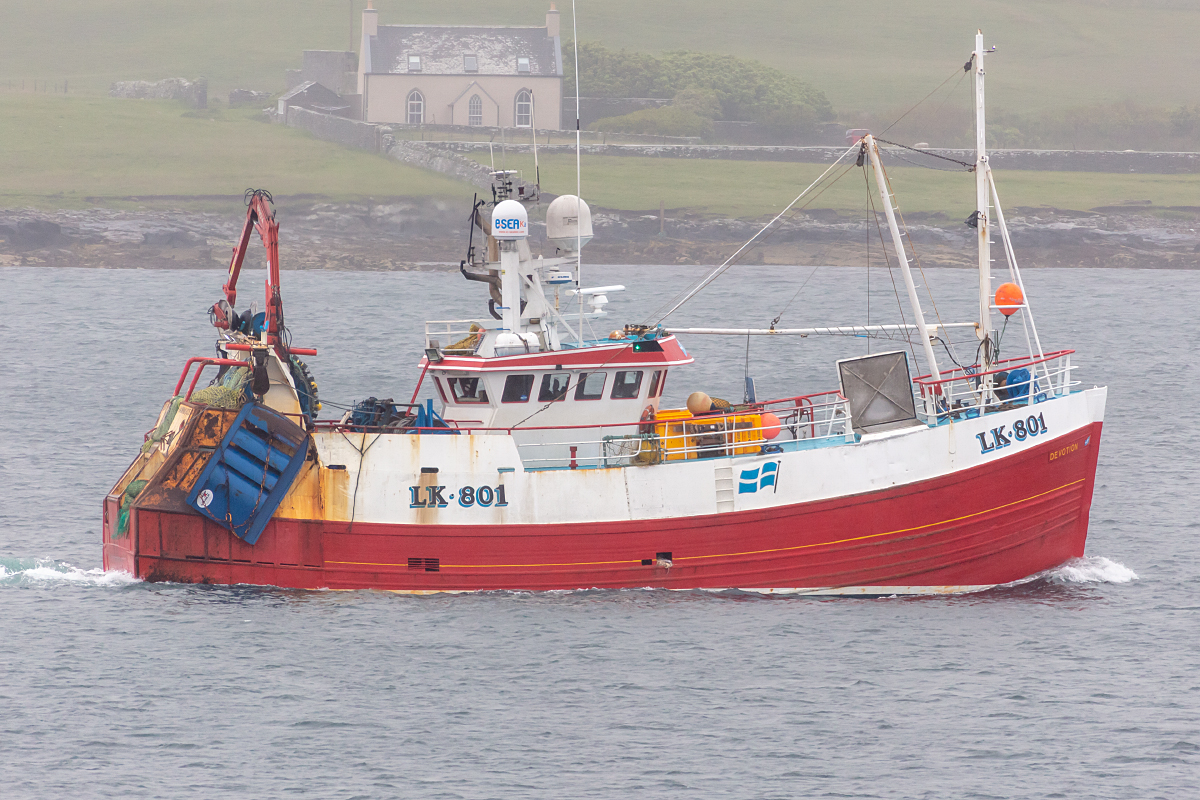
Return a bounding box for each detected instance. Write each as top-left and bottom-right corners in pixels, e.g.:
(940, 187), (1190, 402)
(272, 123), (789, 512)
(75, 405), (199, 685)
(209, 189), (290, 360)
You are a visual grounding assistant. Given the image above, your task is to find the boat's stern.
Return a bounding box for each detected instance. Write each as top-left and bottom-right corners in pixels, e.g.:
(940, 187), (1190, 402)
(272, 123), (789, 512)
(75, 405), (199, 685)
(102, 491), (135, 574)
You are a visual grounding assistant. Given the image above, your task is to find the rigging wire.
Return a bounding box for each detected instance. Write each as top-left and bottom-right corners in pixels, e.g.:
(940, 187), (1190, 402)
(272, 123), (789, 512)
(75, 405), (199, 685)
(865, 168), (870, 353)
(646, 142), (861, 325)
(881, 66), (966, 136)
(875, 137), (975, 170)
(875, 160), (966, 369)
(864, 165), (920, 368)
(768, 265), (823, 331)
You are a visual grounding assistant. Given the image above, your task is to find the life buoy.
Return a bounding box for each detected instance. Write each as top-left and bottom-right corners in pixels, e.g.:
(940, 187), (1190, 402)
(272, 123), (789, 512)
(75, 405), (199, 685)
(639, 404), (656, 434)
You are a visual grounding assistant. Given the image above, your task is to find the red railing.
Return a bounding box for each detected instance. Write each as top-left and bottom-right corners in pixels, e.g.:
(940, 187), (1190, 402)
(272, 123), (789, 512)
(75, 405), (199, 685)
(311, 389), (848, 438)
(173, 357), (246, 401)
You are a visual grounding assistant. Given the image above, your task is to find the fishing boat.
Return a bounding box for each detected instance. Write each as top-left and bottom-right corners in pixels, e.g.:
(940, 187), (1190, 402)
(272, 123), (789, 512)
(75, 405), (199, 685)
(102, 34), (1105, 593)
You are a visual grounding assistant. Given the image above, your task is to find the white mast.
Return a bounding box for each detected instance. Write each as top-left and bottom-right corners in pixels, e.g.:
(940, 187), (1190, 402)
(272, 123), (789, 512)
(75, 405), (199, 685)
(973, 31), (994, 389)
(864, 135), (941, 382)
(571, 0), (584, 343)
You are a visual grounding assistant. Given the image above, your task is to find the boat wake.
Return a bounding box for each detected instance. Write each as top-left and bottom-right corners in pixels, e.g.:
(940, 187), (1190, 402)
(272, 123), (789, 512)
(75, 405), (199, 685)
(0, 557), (139, 588)
(1044, 556), (1139, 585)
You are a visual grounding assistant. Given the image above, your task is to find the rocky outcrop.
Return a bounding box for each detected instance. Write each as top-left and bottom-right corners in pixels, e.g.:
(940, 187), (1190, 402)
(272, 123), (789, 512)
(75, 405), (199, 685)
(3, 203), (1198, 271)
(109, 78), (208, 109)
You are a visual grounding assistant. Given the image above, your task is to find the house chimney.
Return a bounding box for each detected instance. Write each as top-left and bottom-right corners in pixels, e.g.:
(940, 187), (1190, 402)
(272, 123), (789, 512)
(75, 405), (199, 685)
(546, 3), (560, 38)
(363, 0), (378, 39)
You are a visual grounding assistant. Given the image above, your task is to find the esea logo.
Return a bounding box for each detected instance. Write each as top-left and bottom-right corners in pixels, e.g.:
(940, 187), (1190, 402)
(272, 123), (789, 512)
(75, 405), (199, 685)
(738, 461), (780, 494)
(494, 216), (526, 232)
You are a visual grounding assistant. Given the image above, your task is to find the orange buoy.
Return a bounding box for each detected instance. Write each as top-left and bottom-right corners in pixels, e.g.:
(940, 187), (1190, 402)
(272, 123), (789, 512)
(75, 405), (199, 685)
(995, 282), (1024, 316)
(760, 412), (782, 440)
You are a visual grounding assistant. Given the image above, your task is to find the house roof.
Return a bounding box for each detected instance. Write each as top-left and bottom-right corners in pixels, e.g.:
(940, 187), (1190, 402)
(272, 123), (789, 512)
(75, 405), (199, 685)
(278, 80), (343, 104)
(370, 25), (560, 77)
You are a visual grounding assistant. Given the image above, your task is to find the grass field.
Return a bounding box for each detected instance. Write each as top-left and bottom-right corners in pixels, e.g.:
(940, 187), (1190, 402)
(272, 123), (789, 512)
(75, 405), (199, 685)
(0, 93), (467, 210)
(0, 1), (1195, 114)
(3, 92), (1197, 219)
(477, 151), (1200, 219)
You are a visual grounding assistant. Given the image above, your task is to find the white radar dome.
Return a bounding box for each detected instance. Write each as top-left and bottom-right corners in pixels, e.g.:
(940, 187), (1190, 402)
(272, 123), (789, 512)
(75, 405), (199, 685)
(546, 195), (593, 251)
(491, 199), (529, 240)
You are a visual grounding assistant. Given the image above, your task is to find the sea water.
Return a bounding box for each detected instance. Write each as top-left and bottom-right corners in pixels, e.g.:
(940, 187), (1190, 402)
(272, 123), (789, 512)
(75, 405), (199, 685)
(0, 265), (1195, 799)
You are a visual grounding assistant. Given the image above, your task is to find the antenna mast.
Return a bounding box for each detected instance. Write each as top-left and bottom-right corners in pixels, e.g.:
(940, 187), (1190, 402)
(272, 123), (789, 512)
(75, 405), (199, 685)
(571, 0), (583, 343)
(973, 31), (994, 393)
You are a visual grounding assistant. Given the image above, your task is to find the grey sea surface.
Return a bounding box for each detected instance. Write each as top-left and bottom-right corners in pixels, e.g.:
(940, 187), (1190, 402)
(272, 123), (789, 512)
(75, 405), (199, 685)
(0, 264), (1194, 799)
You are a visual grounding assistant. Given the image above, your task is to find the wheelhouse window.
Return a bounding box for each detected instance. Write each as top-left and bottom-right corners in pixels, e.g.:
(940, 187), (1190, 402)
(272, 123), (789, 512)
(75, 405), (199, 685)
(468, 94), (483, 126)
(648, 370), (665, 398)
(515, 89), (532, 127)
(447, 377), (488, 404)
(408, 55), (422, 72)
(538, 373), (571, 402)
(574, 372), (606, 400)
(433, 377), (449, 404)
(611, 371), (644, 399)
(407, 90), (424, 124)
(463, 54), (478, 73)
(501, 374), (535, 403)
(517, 57), (531, 74)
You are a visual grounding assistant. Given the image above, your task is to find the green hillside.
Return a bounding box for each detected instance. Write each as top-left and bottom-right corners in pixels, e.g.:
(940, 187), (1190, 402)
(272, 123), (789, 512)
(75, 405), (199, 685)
(484, 151), (1200, 219)
(0, 93), (465, 209)
(1, 0), (1195, 114)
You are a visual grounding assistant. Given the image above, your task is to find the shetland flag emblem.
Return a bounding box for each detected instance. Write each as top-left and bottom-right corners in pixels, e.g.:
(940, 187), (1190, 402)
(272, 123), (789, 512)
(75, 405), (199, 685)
(738, 461), (780, 494)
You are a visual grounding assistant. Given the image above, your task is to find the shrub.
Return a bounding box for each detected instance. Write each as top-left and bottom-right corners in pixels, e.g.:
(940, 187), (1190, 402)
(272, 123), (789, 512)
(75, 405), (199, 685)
(588, 106), (713, 138)
(565, 41), (833, 135)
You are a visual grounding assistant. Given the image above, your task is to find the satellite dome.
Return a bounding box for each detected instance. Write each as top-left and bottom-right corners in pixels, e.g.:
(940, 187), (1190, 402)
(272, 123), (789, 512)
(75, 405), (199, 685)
(492, 199), (528, 240)
(546, 195), (593, 251)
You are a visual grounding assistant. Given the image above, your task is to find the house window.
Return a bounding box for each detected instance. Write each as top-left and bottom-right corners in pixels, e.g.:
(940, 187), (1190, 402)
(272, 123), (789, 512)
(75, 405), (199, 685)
(408, 55), (422, 72)
(538, 373), (571, 402)
(515, 89), (533, 128)
(447, 377), (488, 404)
(517, 57), (530, 74)
(501, 374), (535, 403)
(464, 54), (478, 73)
(468, 94), (483, 126)
(574, 372), (606, 400)
(611, 371), (644, 399)
(407, 90), (424, 124)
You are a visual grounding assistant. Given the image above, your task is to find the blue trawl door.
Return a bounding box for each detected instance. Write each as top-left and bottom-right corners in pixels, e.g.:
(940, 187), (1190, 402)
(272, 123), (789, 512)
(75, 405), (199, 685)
(184, 403), (309, 545)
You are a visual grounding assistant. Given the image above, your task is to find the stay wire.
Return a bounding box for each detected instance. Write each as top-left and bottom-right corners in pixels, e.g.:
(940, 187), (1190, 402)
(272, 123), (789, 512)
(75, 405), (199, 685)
(874, 137), (975, 170)
(880, 66), (965, 136)
(646, 160), (858, 327)
(864, 166), (920, 367)
(647, 142), (862, 325)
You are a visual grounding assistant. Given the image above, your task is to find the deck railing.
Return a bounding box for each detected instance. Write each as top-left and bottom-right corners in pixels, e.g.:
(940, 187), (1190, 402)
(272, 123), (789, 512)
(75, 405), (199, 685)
(911, 349), (1077, 422)
(425, 319), (492, 355)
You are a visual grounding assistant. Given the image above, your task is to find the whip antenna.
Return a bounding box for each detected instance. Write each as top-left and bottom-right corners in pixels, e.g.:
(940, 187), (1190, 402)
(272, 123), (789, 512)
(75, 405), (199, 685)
(571, 0), (583, 342)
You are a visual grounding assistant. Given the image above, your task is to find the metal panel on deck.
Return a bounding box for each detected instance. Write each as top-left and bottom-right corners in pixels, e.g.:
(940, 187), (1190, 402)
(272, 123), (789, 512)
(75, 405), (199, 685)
(185, 403), (309, 545)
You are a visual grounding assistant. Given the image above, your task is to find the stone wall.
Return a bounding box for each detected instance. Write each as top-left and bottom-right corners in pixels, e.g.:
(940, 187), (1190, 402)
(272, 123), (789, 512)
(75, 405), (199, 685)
(286, 106), (381, 151)
(382, 138), (496, 190)
(109, 78), (207, 109)
(416, 141), (1200, 174)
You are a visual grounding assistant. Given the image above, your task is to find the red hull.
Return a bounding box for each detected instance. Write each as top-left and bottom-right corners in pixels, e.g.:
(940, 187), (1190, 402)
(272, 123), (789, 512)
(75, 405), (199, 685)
(103, 424), (1102, 592)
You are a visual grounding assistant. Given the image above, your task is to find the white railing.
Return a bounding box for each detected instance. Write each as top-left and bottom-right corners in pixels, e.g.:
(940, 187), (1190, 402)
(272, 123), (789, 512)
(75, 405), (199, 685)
(425, 319), (492, 355)
(511, 392), (851, 470)
(912, 350), (1078, 423)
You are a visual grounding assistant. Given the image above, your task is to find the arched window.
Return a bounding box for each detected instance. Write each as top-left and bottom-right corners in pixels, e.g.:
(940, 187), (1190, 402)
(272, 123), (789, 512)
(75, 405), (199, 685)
(468, 94), (483, 126)
(514, 89), (533, 128)
(407, 90), (424, 124)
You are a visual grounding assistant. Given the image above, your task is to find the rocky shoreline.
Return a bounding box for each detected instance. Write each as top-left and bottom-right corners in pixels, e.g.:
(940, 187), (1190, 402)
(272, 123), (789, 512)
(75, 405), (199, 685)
(3, 202), (1198, 271)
